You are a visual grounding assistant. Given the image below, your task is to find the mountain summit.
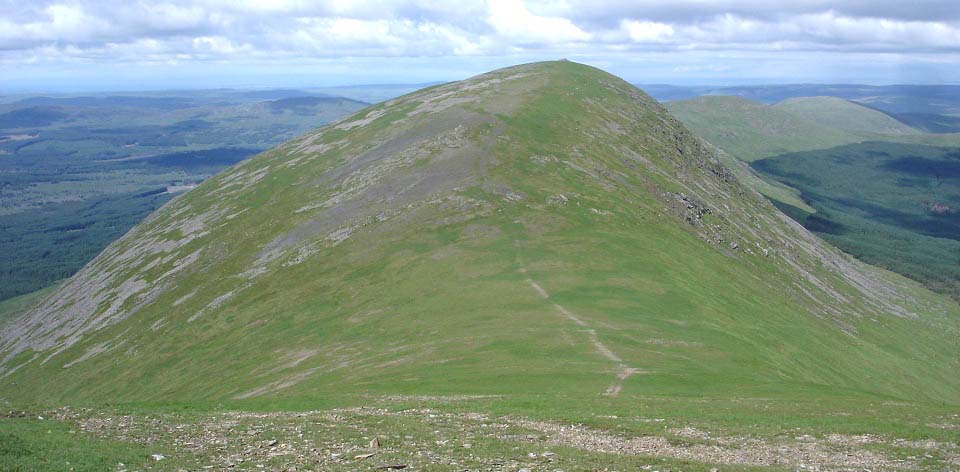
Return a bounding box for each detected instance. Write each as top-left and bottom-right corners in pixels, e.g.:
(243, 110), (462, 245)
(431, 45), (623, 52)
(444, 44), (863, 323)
(2, 61), (958, 404)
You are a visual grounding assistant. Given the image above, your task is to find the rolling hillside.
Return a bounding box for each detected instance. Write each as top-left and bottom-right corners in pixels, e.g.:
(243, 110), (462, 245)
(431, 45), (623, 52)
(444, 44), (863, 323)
(0, 93), (368, 302)
(772, 96), (920, 135)
(667, 95), (960, 161)
(667, 93), (960, 299)
(2, 61), (959, 470)
(644, 83), (960, 116)
(664, 96), (863, 161)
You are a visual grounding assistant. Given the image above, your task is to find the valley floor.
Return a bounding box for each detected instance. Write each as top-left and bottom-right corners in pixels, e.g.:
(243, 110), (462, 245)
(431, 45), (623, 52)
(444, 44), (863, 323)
(3, 396), (958, 471)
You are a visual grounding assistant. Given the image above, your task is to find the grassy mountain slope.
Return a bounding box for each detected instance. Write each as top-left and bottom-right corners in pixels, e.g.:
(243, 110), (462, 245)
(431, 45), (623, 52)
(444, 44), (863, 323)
(772, 96), (920, 135)
(664, 96), (862, 161)
(644, 83), (960, 117)
(667, 95), (960, 161)
(667, 93), (960, 299)
(0, 94), (367, 303)
(1, 62), (958, 413)
(0, 285), (57, 328)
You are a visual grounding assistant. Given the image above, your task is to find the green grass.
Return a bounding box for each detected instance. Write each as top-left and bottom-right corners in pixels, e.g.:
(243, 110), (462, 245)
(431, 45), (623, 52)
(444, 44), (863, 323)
(3, 394), (958, 471)
(1, 402), (780, 472)
(0, 284), (56, 326)
(0, 415), (153, 471)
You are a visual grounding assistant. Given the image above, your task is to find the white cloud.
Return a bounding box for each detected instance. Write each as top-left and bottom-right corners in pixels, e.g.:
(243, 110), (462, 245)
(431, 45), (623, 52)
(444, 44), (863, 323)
(137, 3), (208, 31)
(622, 20), (674, 42)
(192, 36), (250, 55)
(0, 0), (958, 87)
(486, 0), (591, 45)
(0, 3), (114, 48)
(279, 17), (483, 57)
(4, 0), (960, 60)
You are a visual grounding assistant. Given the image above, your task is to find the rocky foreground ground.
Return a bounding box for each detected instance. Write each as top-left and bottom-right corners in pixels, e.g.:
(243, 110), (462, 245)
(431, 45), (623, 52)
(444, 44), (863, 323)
(5, 400), (958, 471)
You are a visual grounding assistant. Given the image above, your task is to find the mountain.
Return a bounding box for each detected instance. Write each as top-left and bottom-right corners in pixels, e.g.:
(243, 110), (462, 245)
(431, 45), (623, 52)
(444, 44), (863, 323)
(1, 61), (958, 410)
(664, 96), (862, 161)
(642, 83), (960, 117)
(0, 106), (70, 128)
(667, 93), (960, 300)
(771, 96), (919, 135)
(667, 95), (960, 161)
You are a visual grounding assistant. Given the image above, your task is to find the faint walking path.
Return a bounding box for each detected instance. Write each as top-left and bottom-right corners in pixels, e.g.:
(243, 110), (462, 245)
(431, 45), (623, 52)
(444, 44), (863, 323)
(520, 270), (640, 396)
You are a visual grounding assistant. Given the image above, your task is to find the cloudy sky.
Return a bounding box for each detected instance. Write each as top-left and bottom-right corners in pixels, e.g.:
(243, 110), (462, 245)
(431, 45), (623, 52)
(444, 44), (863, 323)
(3, 0), (960, 91)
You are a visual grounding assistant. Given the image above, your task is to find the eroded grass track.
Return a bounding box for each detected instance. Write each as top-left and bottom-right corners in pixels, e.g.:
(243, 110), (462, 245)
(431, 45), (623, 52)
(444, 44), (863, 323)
(522, 271), (641, 397)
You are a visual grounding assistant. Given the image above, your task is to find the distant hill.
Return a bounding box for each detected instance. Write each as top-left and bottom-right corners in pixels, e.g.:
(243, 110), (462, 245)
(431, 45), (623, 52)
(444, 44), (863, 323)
(0, 106), (69, 128)
(668, 93), (960, 299)
(14, 96), (195, 111)
(643, 83), (960, 116)
(267, 96), (368, 114)
(772, 96), (920, 135)
(664, 96), (862, 161)
(667, 95), (960, 161)
(306, 82), (442, 103)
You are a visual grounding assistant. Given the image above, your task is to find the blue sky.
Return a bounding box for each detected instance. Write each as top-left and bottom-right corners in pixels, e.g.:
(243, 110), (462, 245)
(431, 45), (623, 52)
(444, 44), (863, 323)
(2, 0), (960, 92)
